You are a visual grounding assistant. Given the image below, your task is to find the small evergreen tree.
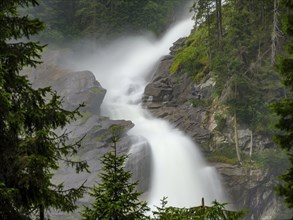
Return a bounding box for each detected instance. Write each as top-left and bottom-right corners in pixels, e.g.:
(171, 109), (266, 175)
(81, 136), (149, 220)
(152, 197), (246, 220)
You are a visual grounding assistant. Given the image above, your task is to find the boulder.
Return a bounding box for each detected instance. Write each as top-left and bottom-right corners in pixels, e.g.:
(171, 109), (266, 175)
(51, 70), (106, 114)
(25, 63), (106, 114)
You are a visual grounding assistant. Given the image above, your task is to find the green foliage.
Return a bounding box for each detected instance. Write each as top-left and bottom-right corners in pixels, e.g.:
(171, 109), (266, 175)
(191, 0), (214, 27)
(207, 144), (238, 165)
(81, 139), (149, 220)
(152, 197), (246, 220)
(271, 0), (293, 210)
(27, 0), (188, 44)
(172, 0), (283, 134)
(215, 1), (279, 121)
(190, 98), (212, 108)
(171, 46), (198, 74)
(0, 182), (30, 220)
(272, 99), (293, 151)
(214, 114), (227, 131)
(0, 0), (88, 218)
(171, 27), (209, 82)
(208, 144), (290, 172)
(252, 149), (290, 171)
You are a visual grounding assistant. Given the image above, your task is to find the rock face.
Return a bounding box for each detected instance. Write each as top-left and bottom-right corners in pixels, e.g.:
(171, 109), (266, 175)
(125, 137), (152, 193)
(25, 57), (106, 114)
(143, 55), (211, 145)
(23, 50), (151, 219)
(142, 39), (289, 219)
(216, 163), (284, 219)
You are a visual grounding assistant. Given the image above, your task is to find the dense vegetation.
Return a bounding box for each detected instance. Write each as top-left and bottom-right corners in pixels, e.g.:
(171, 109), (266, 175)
(171, 0), (290, 165)
(170, 0), (292, 210)
(25, 0), (189, 44)
(0, 0), (88, 219)
(173, 0), (283, 128)
(272, 0), (293, 209)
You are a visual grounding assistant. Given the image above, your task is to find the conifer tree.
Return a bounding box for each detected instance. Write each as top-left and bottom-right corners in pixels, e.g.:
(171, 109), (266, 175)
(0, 1), (88, 219)
(81, 136), (149, 220)
(272, 0), (293, 209)
(152, 197), (245, 220)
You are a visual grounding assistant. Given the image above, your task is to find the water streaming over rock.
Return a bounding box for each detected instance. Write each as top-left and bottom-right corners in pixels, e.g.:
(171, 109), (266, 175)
(78, 16), (227, 209)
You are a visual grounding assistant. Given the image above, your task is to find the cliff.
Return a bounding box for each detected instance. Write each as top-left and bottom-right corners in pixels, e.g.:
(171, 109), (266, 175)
(142, 38), (291, 219)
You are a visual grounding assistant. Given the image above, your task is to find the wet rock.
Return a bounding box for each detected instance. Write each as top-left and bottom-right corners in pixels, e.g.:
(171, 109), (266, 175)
(25, 62), (106, 114)
(170, 37), (186, 55)
(143, 54), (211, 143)
(125, 137), (152, 193)
(144, 58), (174, 103)
(142, 50), (288, 219)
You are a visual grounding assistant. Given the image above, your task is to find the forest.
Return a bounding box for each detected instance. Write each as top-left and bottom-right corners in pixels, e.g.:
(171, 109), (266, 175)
(0, 0), (292, 219)
(25, 0), (187, 44)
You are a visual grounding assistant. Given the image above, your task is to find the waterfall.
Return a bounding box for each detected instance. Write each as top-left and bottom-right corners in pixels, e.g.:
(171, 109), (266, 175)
(76, 16), (227, 209)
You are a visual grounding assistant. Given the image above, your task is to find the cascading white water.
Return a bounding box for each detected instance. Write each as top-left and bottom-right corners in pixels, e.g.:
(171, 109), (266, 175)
(75, 16), (227, 209)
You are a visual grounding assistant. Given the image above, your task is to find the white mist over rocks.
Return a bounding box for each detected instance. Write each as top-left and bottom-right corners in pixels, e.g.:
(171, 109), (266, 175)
(72, 17), (227, 209)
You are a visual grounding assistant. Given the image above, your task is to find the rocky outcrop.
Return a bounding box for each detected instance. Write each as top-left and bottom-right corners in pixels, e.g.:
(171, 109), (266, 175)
(23, 50), (151, 219)
(142, 39), (289, 219)
(143, 55), (211, 145)
(215, 163), (284, 219)
(25, 58), (106, 114)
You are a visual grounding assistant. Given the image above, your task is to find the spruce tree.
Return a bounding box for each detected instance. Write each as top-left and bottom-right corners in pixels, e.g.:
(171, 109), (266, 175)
(272, 0), (293, 209)
(0, 0), (88, 219)
(81, 137), (149, 220)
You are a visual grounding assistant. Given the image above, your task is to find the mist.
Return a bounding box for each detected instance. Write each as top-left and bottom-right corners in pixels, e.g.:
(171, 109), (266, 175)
(46, 8), (230, 209)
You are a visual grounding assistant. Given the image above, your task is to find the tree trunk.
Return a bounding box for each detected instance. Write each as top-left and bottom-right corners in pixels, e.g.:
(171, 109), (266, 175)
(271, 0), (280, 64)
(234, 112), (242, 165)
(40, 205), (44, 220)
(207, 3), (212, 68)
(215, 0), (223, 46)
(69, 0), (75, 25)
(91, 0), (97, 51)
(249, 130), (253, 161)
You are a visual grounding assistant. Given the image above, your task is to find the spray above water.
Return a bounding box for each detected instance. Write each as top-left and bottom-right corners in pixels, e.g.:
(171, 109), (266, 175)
(75, 16), (227, 208)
